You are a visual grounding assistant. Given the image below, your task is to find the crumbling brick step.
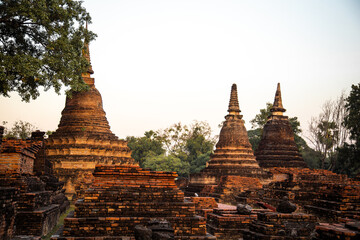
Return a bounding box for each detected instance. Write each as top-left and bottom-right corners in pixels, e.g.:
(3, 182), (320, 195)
(16, 204), (60, 236)
(62, 216), (207, 237)
(74, 201), (196, 217)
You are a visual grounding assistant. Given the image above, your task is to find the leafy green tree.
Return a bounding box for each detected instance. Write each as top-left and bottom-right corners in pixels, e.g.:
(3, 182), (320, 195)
(143, 154), (190, 178)
(2, 120), (36, 139)
(0, 0), (96, 101)
(344, 83), (360, 144)
(336, 83), (360, 177)
(127, 121), (216, 176)
(185, 124), (215, 173)
(157, 121), (216, 174)
(126, 130), (165, 168)
(250, 102), (273, 129)
(336, 143), (360, 177)
(247, 128), (262, 152)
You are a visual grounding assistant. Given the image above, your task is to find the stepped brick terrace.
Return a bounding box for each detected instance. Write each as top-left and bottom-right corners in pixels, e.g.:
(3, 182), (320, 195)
(242, 211), (318, 239)
(0, 130), (69, 239)
(237, 167), (360, 222)
(52, 164), (215, 239)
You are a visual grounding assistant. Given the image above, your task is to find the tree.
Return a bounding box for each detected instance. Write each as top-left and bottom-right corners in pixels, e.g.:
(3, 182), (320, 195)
(126, 130), (165, 168)
(250, 102), (273, 129)
(336, 83), (360, 177)
(143, 154), (190, 178)
(308, 92), (349, 170)
(336, 143), (360, 177)
(344, 84), (360, 144)
(185, 123), (215, 173)
(2, 120), (36, 139)
(126, 121), (216, 177)
(157, 121), (216, 174)
(247, 128), (262, 152)
(0, 0), (96, 102)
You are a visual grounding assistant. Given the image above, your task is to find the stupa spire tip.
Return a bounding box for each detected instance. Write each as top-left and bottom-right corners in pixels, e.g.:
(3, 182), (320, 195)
(81, 22), (94, 86)
(227, 83), (241, 115)
(271, 82), (285, 115)
(82, 22), (94, 76)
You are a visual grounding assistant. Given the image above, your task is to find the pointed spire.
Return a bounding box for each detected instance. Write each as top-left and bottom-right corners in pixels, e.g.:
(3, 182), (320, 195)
(81, 22), (94, 86)
(82, 22), (94, 77)
(227, 84), (241, 115)
(270, 83), (286, 115)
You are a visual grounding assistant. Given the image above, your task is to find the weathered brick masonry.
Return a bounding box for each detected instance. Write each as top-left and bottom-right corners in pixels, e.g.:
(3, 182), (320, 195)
(45, 44), (136, 199)
(255, 83), (308, 168)
(0, 131), (69, 239)
(53, 164), (215, 239)
(185, 84), (271, 201)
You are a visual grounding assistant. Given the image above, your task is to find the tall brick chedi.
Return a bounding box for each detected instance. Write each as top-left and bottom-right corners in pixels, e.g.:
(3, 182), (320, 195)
(189, 84), (269, 187)
(255, 83), (307, 168)
(45, 44), (136, 198)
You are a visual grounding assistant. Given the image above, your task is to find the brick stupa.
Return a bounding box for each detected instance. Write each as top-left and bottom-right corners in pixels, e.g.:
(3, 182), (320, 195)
(45, 43), (136, 198)
(255, 83), (307, 168)
(186, 84), (270, 199)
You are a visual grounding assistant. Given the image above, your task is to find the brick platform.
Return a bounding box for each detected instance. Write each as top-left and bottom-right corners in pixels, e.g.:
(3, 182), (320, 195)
(16, 204), (60, 236)
(237, 167), (360, 222)
(0, 134), (69, 239)
(187, 197), (218, 219)
(315, 221), (360, 240)
(242, 211), (318, 239)
(52, 165), (215, 239)
(207, 208), (258, 240)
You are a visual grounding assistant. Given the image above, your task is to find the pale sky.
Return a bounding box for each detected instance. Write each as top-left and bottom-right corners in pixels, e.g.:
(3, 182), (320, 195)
(1, 0), (360, 141)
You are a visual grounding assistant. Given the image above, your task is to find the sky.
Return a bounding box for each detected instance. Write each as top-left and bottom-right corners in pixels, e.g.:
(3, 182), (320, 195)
(1, 0), (360, 141)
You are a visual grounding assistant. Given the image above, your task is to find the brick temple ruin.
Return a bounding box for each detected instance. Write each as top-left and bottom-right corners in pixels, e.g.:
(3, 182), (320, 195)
(237, 84), (360, 225)
(0, 127), (69, 239)
(1, 38), (359, 239)
(255, 83), (308, 168)
(184, 84), (271, 202)
(38, 44), (214, 239)
(52, 165), (215, 239)
(183, 83), (360, 239)
(45, 44), (135, 199)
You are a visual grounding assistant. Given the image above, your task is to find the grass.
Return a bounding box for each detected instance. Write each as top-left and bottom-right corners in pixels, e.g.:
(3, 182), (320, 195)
(42, 204), (75, 240)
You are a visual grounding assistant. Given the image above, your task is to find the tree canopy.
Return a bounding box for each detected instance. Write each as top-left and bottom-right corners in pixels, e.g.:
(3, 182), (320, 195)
(2, 120), (36, 139)
(126, 130), (165, 168)
(336, 83), (360, 176)
(308, 93), (349, 170)
(344, 83), (360, 144)
(126, 121), (216, 178)
(0, 0), (96, 101)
